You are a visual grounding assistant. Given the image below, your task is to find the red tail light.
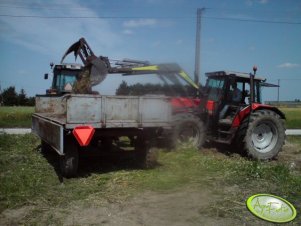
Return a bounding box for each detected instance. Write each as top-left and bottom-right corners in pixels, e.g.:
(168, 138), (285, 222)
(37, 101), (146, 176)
(73, 125), (95, 146)
(206, 100), (215, 115)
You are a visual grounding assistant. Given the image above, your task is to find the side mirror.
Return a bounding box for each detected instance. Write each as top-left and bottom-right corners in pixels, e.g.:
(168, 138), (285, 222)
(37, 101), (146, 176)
(44, 73), (48, 80)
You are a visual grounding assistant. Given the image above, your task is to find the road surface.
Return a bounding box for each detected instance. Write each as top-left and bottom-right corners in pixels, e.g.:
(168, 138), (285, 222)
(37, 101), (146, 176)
(1, 128), (301, 135)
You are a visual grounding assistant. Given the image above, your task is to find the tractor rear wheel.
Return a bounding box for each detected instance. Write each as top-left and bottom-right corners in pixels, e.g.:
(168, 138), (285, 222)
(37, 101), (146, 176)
(238, 109), (285, 160)
(172, 113), (205, 149)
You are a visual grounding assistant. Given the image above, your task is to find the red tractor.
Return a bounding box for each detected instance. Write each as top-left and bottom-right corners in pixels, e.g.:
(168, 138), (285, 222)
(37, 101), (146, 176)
(171, 67), (286, 160)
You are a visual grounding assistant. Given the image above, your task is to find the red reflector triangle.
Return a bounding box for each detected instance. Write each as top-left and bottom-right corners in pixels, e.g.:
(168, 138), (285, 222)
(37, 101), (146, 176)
(73, 125), (95, 146)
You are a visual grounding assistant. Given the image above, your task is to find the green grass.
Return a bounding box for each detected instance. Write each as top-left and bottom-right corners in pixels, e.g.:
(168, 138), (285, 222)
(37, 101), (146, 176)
(0, 134), (300, 224)
(0, 106), (34, 128)
(287, 135), (301, 147)
(280, 107), (301, 129)
(0, 106), (300, 129)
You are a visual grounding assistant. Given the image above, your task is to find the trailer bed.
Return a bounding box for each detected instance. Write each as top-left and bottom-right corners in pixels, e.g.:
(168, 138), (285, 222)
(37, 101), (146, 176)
(32, 94), (172, 155)
(33, 94), (172, 129)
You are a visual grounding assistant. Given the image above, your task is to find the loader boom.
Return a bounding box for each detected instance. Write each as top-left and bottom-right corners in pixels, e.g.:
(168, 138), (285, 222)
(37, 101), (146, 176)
(59, 37), (199, 93)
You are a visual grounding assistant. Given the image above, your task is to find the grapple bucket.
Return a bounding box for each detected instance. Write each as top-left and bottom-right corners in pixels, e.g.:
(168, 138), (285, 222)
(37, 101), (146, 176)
(90, 58), (108, 86)
(60, 38), (109, 87)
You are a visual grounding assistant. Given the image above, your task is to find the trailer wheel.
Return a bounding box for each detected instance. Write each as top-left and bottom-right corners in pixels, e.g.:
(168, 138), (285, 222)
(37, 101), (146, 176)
(134, 138), (158, 169)
(238, 110), (285, 160)
(41, 140), (53, 153)
(172, 113), (205, 149)
(60, 137), (79, 178)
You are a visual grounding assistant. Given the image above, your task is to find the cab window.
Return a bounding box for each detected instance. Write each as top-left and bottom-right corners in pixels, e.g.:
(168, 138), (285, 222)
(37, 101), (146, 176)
(206, 77), (225, 101)
(52, 69), (79, 92)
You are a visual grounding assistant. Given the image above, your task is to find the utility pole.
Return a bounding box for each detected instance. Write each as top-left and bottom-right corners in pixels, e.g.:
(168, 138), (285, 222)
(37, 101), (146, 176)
(194, 8), (205, 88)
(0, 81), (2, 106)
(277, 79), (280, 104)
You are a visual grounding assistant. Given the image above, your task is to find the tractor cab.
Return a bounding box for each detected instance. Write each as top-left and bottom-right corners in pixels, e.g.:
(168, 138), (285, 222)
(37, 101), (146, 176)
(45, 63), (83, 95)
(202, 70), (281, 144)
(204, 71), (266, 119)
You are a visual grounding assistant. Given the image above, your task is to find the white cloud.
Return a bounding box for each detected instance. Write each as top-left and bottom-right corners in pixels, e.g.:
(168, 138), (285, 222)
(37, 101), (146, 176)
(175, 39), (183, 45)
(246, 0), (269, 6)
(0, 0), (121, 60)
(277, 62), (300, 68)
(152, 41), (161, 47)
(123, 29), (134, 35)
(248, 45), (256, 51)
(259, 0), (269, 4)
(123, 19), (157, 28)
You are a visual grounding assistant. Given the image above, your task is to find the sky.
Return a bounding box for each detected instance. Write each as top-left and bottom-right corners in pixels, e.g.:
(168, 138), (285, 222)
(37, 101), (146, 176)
(0, 0), (300, 101)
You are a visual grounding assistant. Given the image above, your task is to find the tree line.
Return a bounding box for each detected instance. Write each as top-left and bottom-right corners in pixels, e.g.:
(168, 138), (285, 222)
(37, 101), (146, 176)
(0, 86), (35, 106)
(0, 82), (197, 106)
(115, 81), (197, 96)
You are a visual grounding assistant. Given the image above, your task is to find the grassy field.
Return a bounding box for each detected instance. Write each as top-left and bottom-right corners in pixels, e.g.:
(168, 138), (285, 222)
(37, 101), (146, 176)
(0, 106), (300, 129)
(0, 106), (34, 128)
(0, 134), (300, 225)
(280, 107), (301, 129)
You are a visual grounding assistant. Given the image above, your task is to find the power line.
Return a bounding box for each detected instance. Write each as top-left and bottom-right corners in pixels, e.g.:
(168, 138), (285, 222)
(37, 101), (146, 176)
(0, 5), (91, 11)
(0, 14), (188, 19)
(203, 16), (301, 25)
(0, 14), (300, 25)
(270, 78), (301, 81)
(1, 3), (300, 14)
(0, 3), (94, 11)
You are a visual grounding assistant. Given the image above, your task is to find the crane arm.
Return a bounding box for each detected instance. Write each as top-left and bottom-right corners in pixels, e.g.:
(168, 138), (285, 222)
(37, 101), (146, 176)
(61, 37), (199, 91)
(115, 64), (198, 89)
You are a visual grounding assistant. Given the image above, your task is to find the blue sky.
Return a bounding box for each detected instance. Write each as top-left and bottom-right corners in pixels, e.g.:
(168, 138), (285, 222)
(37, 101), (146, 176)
(0, 0), (300, 101)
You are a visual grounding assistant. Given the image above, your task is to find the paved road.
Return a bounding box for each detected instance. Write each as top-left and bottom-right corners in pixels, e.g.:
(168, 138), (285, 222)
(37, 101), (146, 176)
(285, 129), (301, 135)
(0, 128), (32, 135)
(1, 128), (301, 135)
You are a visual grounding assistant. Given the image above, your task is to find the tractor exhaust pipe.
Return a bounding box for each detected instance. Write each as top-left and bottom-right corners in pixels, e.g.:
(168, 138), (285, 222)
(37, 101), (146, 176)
(250, 66), (257, 108)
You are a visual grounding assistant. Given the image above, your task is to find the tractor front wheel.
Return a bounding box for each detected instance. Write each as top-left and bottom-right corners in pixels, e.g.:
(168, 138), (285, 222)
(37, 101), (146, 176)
(242, 110), (285, 160)
(172, 113), (205, 149)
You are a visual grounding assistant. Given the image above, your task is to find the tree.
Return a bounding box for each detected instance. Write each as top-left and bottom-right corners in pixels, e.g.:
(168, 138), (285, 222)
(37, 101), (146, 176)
(18, 88), (27, 105)
(27, 97), (35, 106)
(0, 86), (35, 106)
(116, 81), (130, 95)
(2, 86), (18, 106)
(115, 82), (196, 97)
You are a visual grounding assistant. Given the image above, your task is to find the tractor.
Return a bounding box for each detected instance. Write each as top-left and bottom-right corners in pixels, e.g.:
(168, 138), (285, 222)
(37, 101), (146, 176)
(173, 68), (286, 160)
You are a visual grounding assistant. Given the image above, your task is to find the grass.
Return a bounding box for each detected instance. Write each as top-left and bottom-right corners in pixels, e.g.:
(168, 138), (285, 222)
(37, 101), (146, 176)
(0, 107), (301, 129)
(1, 106), (300, 129)
(287, 135), (301, 147)
(0, 134), (300, 224)
(0, 106), (34, 128)
(279, 107), (301, 129)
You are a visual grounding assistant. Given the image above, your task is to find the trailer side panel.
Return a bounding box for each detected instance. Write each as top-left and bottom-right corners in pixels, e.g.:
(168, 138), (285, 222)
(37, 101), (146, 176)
(32, 114), (64, 155)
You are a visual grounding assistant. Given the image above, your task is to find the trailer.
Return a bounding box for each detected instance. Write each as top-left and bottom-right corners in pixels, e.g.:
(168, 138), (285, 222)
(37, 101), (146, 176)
(32, 94), (172, 177)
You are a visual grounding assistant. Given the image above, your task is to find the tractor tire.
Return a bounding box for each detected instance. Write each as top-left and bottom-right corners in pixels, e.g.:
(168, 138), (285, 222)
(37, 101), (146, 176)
(60, 136), (79, 178)
(237, 109), (285, 160)
(171, 113), (205, 149)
